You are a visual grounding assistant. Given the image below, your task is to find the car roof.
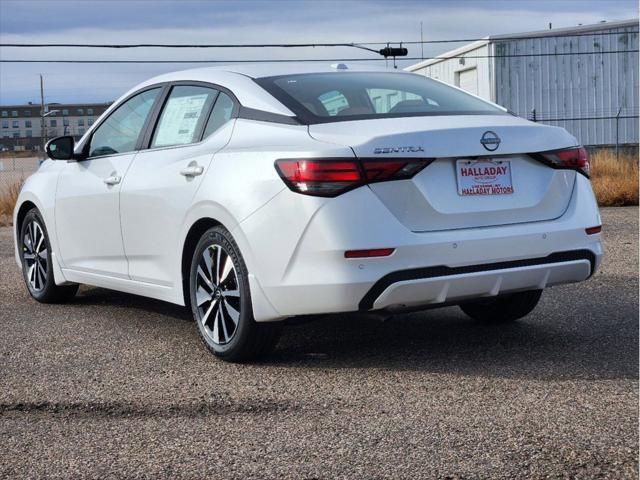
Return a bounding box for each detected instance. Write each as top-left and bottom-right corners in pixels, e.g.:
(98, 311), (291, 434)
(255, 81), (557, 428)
(167, 62), (401, 79)
(122, 63), (411, 117)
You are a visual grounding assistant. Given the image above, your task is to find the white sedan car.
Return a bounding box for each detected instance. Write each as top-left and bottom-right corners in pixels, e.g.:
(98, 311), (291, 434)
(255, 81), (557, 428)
(14, 64), (603, 361)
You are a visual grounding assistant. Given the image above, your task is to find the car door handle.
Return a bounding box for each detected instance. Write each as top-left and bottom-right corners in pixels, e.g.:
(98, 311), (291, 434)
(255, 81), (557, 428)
(103, 175), (121, 185)
(180, 165), (204, 177)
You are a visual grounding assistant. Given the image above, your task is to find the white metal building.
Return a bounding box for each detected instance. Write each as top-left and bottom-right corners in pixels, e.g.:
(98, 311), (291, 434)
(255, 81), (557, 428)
(407, 19), (639, 148)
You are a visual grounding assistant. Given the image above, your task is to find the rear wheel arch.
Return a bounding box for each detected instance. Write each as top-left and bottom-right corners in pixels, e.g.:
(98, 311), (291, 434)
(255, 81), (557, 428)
(181, 217), (223, 306)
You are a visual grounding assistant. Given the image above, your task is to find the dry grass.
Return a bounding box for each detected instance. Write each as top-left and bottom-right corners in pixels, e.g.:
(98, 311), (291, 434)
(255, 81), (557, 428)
(0, 151), (36, 159)
(590, 150), (639, 207)
(0, 178), (23, 227)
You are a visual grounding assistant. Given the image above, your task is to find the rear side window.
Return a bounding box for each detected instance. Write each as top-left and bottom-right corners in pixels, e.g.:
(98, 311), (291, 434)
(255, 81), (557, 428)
(202, 92), (235, 139)
(89, 88), (160, 157)
(256, 72), (505, 123)
(151, 85), (218, 148)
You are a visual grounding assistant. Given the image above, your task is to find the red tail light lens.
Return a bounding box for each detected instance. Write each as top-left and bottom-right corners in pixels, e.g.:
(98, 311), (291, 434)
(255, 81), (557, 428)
(275, 158), (432, 197)
(362, 159), (433, 182)
(275, 159), (361, 197)
(534, 146), (590, 177)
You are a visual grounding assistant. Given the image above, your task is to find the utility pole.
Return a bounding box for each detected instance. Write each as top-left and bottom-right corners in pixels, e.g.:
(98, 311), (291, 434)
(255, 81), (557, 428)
(40, 74), (45, 155)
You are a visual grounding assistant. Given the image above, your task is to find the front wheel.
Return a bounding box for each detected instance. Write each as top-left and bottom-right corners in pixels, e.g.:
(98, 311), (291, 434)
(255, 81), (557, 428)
(459, 290), (542, 323)
(189, 226), (281, 362)
(20, 208), (78, 303)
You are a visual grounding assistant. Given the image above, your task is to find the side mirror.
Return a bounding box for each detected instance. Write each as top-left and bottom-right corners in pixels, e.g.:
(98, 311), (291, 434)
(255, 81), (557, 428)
(46, 136), (75, 160)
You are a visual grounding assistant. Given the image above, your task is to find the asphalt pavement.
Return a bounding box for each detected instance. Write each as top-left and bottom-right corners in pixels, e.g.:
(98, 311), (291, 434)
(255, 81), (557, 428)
(1, 207), (638, 479)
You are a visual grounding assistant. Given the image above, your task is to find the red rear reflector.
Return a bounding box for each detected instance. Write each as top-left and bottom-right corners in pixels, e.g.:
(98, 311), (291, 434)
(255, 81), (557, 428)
(535, 146), (590, 177)
(344, 248), (395, 258)
(585, 226), (602, 235)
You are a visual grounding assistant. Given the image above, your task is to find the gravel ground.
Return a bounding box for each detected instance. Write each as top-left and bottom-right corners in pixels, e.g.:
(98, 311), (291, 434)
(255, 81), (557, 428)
(0, 207), (637, 479)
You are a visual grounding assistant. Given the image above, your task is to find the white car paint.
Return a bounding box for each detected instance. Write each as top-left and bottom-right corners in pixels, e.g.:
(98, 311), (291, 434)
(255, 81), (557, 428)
(14, 63), (603, 322)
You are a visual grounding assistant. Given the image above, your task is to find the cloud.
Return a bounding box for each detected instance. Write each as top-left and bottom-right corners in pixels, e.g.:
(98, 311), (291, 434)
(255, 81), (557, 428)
(0, 0), (637, 104)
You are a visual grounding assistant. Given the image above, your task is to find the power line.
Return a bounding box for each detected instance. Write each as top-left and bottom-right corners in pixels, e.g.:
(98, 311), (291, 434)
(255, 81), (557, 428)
(0, 42), (379, 51)
(1, 50), (636, 64)
(1, 29), (637, 49)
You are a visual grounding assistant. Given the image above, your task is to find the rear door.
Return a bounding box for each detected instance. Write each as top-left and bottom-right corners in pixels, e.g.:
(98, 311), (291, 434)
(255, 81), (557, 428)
(119, 84), (236, 286)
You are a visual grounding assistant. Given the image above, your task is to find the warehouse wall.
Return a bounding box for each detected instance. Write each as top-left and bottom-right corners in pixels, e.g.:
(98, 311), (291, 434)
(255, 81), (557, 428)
(409, 44), (493, 101)
(494, 24), (639, 146)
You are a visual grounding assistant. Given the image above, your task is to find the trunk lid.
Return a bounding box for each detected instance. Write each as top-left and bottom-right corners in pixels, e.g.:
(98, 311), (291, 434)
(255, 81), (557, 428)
(308, 115), (578, 232)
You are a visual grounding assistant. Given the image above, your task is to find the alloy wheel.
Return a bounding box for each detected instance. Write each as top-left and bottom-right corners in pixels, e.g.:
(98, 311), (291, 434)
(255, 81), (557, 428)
(195, 244), (241, 345)
(23, 220), (48, 292)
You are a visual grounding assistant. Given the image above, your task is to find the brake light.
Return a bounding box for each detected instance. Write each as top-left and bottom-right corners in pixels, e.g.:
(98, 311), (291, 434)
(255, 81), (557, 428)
(534, 146), (590, 177)
(275, 158), (432, 197)
(275, 159), (361, 197)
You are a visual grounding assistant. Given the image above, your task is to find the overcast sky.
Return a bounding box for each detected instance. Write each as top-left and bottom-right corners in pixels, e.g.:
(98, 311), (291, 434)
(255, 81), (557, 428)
(0, 0), (637, 105)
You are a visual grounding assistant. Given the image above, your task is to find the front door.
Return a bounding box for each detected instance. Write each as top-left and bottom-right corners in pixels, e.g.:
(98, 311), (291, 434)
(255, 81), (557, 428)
(55, 87), (162, 278)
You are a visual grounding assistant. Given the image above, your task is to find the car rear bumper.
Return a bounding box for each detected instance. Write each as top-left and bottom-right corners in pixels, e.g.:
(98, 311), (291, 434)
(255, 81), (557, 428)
(360, 250), (594, 311)
(239, 174), (603, 321)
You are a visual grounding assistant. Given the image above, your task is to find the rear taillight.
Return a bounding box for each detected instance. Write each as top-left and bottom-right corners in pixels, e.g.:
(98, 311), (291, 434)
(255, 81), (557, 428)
(275, 158), (432, 197)
(533, 146), (590, 177)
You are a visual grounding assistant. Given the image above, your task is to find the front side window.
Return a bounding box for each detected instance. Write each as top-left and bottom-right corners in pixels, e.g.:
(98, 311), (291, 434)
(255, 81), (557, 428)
(151, 85), (217, 148)
(89, 88), (160, 157)
(202, 92), (235, 139)
(256, 72), (505, 123)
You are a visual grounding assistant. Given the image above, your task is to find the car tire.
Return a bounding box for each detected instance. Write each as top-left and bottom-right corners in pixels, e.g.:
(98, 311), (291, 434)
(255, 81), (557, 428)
(459, 289), (542, 323)
(19, 208), (79, 303)
(189, 225), (282, 362)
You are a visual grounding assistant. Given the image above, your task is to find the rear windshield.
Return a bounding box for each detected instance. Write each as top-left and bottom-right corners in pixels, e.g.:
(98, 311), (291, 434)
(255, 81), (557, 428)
(255, 72), (505, 123)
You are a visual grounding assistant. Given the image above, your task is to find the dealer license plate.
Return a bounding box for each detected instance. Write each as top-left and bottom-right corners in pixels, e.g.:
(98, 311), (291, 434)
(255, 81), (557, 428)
(456, 159), (514, 196)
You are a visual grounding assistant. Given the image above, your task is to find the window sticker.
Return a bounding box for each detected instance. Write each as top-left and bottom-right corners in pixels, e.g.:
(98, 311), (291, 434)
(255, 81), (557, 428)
(154, 93), (209, 147)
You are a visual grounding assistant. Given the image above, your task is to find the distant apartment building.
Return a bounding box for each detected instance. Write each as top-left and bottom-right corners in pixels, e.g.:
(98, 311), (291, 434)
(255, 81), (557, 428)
(0, 102), (112, 151)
